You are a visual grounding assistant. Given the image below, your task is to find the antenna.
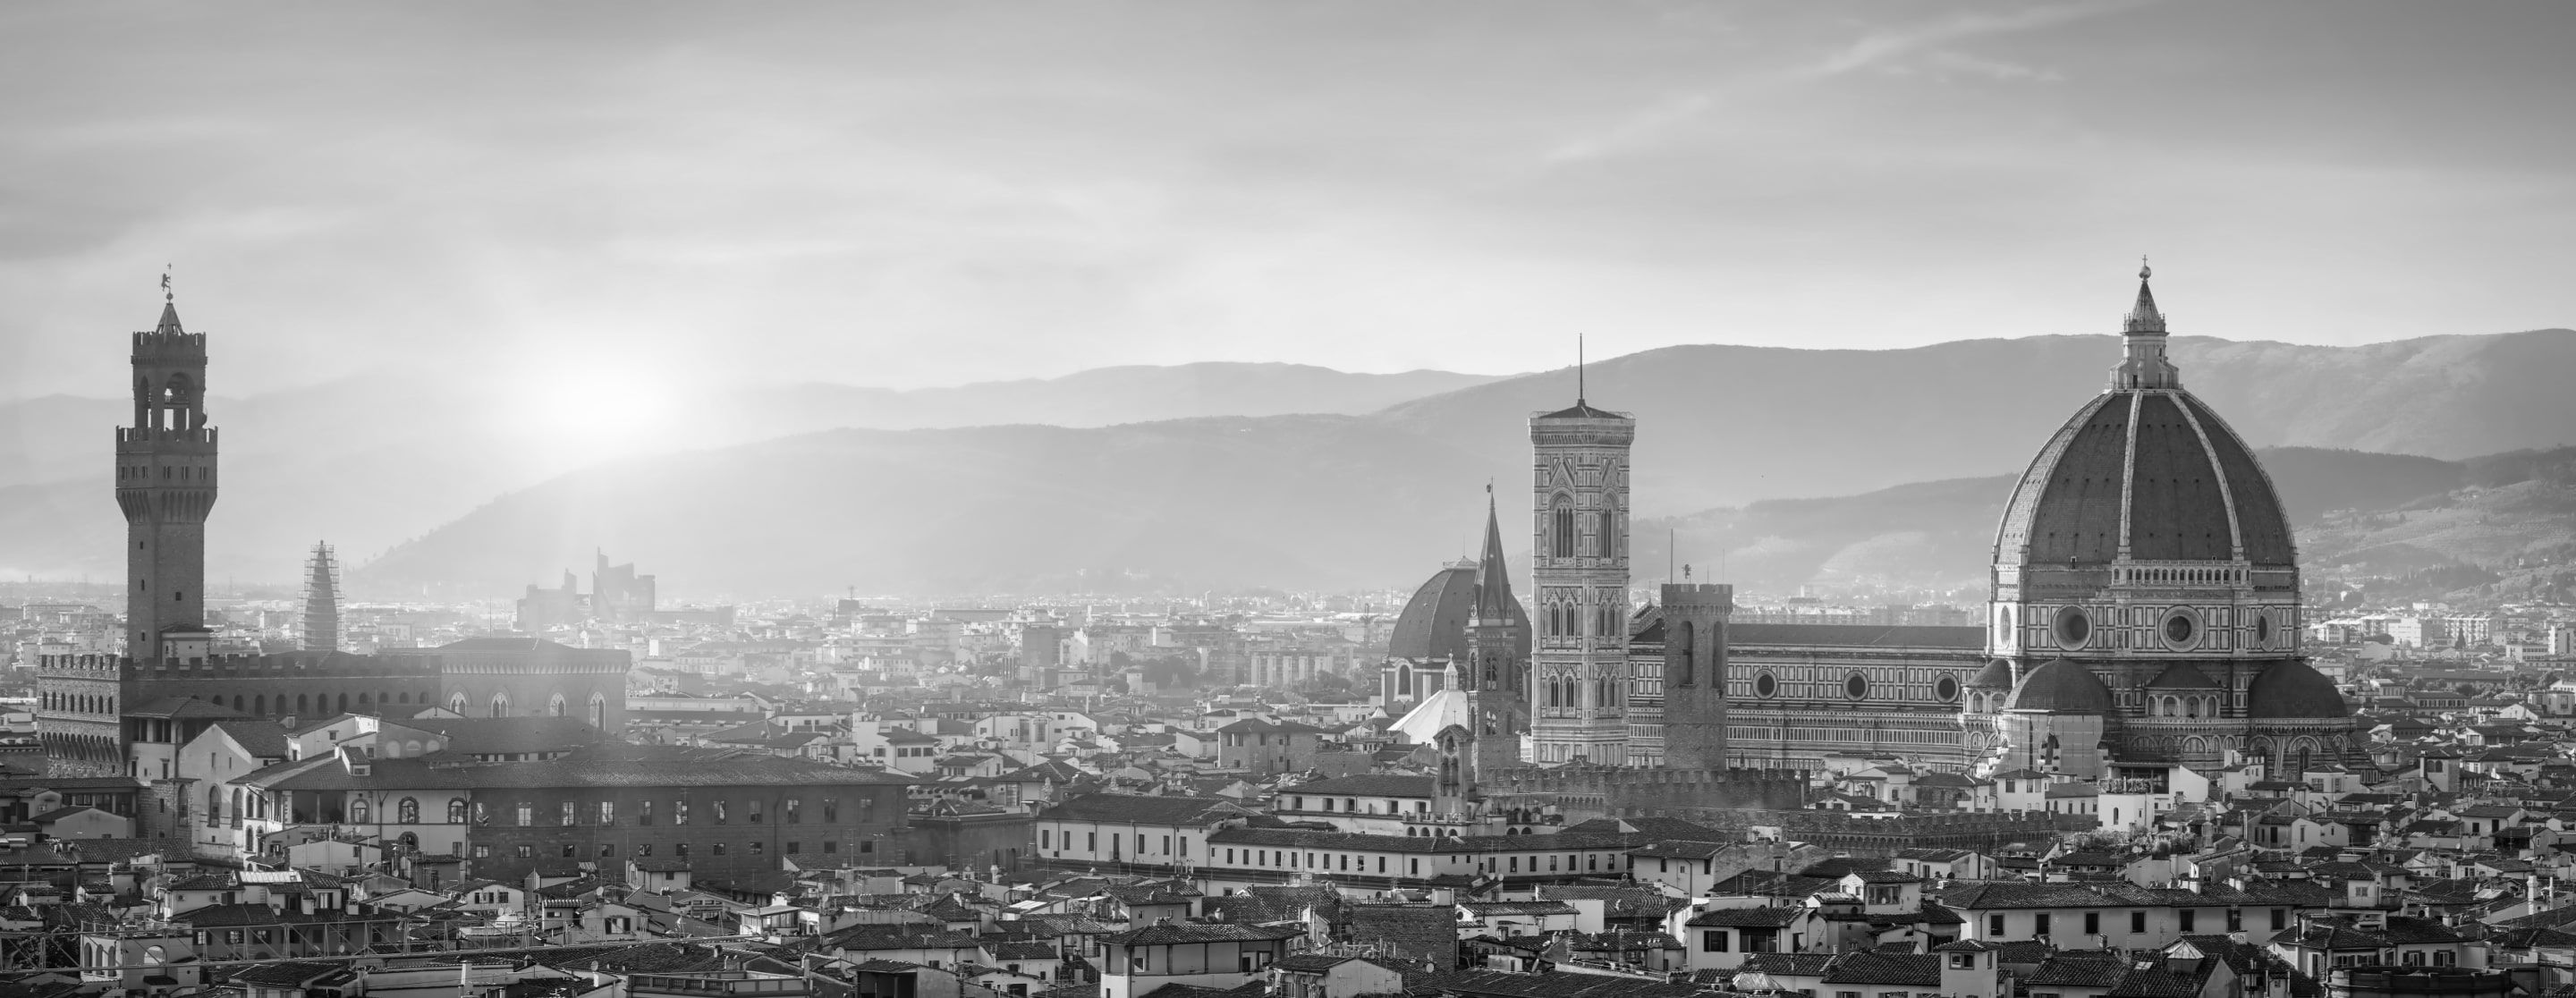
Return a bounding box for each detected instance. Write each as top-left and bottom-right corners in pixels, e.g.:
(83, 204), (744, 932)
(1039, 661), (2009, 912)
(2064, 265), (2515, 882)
(1577, 334), (1586, 404)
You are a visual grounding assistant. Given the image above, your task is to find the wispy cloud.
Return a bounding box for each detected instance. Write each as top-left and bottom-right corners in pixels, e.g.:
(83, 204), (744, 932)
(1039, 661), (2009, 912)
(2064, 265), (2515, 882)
(1544, 2), (2138, 165)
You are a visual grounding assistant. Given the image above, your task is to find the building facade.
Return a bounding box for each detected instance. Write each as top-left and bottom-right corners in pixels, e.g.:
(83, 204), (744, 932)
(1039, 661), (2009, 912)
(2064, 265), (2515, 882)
(1528, 395), (1635, 765)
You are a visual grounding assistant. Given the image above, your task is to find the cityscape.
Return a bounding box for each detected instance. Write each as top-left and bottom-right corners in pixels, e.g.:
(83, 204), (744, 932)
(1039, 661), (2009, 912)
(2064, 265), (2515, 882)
(5, 6), (2576, 998)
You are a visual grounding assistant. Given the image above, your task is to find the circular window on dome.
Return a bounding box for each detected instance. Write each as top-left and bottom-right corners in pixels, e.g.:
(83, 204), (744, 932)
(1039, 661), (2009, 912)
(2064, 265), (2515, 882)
(1754, 672), (1777, 698)
(1935, 674), (1961, 703)
(2053, 606), (2091, 649)
(1845, 672), (1869, 699)
(2161, 608), (2201, 650)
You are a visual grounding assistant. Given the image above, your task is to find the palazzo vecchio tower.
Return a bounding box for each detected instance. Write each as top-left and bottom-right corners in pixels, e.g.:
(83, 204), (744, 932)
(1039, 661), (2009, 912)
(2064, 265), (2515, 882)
(116, 290), (218, 661)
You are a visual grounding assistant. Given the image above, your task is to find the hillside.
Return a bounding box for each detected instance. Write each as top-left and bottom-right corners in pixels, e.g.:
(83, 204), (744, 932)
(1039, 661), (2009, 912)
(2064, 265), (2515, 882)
(1377, 330), (2576, 513)
(11, 329), (2575, 589)
(352, 427), (2555, 598)
(0, 362), (1505, 581)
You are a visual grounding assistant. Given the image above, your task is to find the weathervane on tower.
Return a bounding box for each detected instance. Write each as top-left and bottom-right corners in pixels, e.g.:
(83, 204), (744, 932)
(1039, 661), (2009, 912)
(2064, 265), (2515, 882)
(161, 265), (173, 302)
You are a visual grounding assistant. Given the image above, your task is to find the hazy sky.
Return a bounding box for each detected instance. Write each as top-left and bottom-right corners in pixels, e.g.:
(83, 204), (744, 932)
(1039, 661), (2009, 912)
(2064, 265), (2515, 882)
(5, 1), (2572, 401)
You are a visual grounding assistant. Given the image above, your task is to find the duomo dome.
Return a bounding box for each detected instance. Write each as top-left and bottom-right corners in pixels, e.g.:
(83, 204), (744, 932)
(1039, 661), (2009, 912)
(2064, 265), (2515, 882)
(1975, 265), (2355, 778)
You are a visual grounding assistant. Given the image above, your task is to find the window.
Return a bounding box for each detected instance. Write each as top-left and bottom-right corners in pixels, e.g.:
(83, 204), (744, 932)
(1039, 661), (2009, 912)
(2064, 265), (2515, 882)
(515, 844), (534, 858)
(598, 843), (614, 857)
(677, 843), (691, 858)
(785, 798), (801, 824)
(824, 841), (837, 854)
(788, 842), (801, 853)
(563, 844), (577, 858)
(472, 844), (492, 858)
(518, 802), (534, 827)
(714, 800), (728, 825)
(675, 799), (689, 825)
(2131, 911), (2146, 934)
(2180, 910), (2196, 932)
(2035, 914), (2051, 936)
(713, 842), (726, 856)
(1988, 915), (2004, 935)
(640, 800), (655, 825)
(2226, 909), (2242, 932)
(597, 800), (616, 825)
(1704, 931), (1729, 952)
(637, 843), (652, 857)
(2271, 909), (2285, 931)
(750, 841), (763, 856)
(750, 800), (764, 824)
(2084, 912), (2099, 935)
(1044, 830), (1053, 849)
(823, 799), (837, 823)
(561, 801), (577, 826)
(447, 799), (467, 824)
(397, 798), (419, 824)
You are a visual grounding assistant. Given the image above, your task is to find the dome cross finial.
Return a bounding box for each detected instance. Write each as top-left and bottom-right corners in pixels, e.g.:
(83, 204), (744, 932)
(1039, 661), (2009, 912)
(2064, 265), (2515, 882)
(2140, 255), (2151, 282)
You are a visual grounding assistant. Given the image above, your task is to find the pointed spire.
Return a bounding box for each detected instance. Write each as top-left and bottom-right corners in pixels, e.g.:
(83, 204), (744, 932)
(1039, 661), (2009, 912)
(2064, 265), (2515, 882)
(2124, 256), (2165, 335)
(2110, 258), (2180, 390)
(1576, 334), (1585, 405)
(1472, 486), (1517, 622)
(157, 265), (183, 334)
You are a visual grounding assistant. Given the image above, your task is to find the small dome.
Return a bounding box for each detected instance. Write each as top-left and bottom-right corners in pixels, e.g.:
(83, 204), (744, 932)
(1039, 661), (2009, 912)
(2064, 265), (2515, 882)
(2003, 658), (2115, 714)
(2246, 660), (2348, 719)
(1968, 660), (2016, 689)
(2144, 663), (2222, 689)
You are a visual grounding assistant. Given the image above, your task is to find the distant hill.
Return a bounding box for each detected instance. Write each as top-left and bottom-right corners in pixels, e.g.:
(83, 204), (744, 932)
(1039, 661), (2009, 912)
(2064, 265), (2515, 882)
(10, 330), (2576, 591)
(0, 362), (1505, 582)
(1377, 329), (2576, 513)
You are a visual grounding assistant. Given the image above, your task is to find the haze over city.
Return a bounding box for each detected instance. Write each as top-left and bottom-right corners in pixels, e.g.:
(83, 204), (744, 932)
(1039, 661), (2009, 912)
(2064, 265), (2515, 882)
(6, 1), (2574, 409)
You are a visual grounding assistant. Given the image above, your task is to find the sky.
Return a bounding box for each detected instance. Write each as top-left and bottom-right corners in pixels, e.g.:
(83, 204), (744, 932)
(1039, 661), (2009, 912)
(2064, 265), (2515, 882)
(4, 1), (2573, 402)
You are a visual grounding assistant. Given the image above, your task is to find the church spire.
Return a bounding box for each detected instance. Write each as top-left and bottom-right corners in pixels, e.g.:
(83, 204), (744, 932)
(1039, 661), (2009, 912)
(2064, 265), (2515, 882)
(1472, 485), (1516, 622)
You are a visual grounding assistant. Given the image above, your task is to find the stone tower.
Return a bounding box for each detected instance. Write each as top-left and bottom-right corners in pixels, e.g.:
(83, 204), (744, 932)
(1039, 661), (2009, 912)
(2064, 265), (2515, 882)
(301, 541), (343, 652)
(116, 293), (217, 662)
(1528, 385), (1635, 766)
(1462, 490), (1530, 776)
(1659, 581), (1733, 770)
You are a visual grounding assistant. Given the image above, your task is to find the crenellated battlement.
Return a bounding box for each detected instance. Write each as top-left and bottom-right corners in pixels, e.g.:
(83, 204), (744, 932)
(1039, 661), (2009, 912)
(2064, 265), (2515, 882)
(131, 330), (208, 357)
(38, 652), (441, 679)
(1480, 764), (1809, 818)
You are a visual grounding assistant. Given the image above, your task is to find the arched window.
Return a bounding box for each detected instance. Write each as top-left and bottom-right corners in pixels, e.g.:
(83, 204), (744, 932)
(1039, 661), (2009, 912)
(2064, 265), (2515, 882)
(447, 799), (468, 825)
(1551, 498), (1576, 558)
(254, 695), (266, 715)
(397, 797), (419, 824)
(207, 785), (222, 819)
(549, 693), (567, 717)
(297, 694), (309, 715)
(351, 796), (369, 823)
(449, 693), (469, 715)
(489, 693), (510, 718)
(336, 693), (349, 713)
(358, 692), (370, 708)
(1597, 509), (1617, 558)
(232, 695), (245, 713)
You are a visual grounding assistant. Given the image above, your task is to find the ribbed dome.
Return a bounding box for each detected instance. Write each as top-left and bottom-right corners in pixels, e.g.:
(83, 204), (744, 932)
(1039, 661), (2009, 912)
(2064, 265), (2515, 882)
(1968, 659), (2016, 689)
(1385, 562), (1529, 662)
(2003, 658), (2115, 714)
(1993, 388), (2294, 569)
(2246, 659), (2348, 718)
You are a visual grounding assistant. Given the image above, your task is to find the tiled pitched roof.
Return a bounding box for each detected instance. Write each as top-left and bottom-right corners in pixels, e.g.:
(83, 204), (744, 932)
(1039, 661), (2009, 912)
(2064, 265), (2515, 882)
(1821, 951), (1942, 986)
